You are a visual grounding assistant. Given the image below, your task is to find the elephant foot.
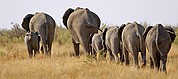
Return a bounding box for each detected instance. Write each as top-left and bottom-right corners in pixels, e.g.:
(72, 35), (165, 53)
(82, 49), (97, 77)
(45, 52), (51, 57)
(140, 62), (146, 68)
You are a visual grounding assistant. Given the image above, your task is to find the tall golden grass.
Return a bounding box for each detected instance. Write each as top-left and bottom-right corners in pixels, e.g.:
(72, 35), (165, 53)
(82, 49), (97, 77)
(0, 42), (178, 79)
(0, 25), (177, 79)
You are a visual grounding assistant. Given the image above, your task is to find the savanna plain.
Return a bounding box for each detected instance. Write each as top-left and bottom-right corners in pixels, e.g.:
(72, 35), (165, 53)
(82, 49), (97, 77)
(0, 24), (178, 79)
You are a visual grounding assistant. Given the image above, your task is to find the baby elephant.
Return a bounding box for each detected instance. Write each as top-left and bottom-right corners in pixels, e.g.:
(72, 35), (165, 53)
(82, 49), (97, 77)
(24, 32), (40, 59)
(89, 31), (107, 59)
(145, 24), (176, 73)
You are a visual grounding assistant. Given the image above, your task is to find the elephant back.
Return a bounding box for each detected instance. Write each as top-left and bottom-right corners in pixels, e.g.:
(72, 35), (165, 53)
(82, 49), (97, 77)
(29, 12), (56, 32)
(68, 8), (100, 29)
(164, 26), (176, 42)
(156, 24), (172, 54)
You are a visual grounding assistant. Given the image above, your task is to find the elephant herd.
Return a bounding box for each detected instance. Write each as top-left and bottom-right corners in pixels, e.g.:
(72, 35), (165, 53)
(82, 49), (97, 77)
(21, 7), (176, 73)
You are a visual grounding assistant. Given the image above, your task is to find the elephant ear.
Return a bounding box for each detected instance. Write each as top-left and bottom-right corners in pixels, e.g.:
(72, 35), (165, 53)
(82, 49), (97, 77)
(101, 28), (108, 42)
(156, 24), (172, 54)
(142, 26), (153, 40)
(164, 26), (176, 42)
(118, 24), (126, 41)
(85, 8), (101, 29)
(62, 8), (74, 29)
(21, 14), (34, 32)
(101, 28), (108, 51)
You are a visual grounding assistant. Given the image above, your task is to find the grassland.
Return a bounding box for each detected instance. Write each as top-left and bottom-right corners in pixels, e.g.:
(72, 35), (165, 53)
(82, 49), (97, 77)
(0, 25), (178, 79)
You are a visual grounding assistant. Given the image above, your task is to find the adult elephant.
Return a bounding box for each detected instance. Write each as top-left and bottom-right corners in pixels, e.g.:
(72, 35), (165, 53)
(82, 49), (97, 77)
(122, 22), (146, 68)
(62, 7), (101, 56)
(105, 24), (125, 63)
(145, 24), (176, 73)
(21, 12), (56, 56)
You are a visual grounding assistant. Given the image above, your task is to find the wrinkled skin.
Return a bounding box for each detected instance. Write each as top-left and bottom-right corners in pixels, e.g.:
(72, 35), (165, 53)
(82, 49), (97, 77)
(89, 29), (107, 59)
(105, 25), (125, 63)
(145, 24), (176, 73)
(62, 7), (101, 56)
(24, 32), (40, 59)
(122, 22), (146, 67)
(90, 33), (104, 56)
(22, 12), (56, 56)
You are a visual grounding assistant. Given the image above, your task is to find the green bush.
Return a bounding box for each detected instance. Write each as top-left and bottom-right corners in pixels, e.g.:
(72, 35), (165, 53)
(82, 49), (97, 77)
(173, 27), (178, 45)
(54, 25), (71, 45)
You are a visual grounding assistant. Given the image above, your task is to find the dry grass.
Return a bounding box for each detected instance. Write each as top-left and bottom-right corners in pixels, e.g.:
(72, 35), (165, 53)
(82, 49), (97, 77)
(0, 42), (178, 79)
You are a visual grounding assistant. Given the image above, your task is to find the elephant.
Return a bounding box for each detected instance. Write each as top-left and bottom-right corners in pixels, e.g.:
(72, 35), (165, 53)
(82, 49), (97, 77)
(24, 32), (40, 59)
(88, 28), (108, 58)
(122, 22), (146, 67)
(105, 24), (126, 63)
(62, 7), (101, 56)
(144, 24), (176, 73)
(21, 12), (56, 56)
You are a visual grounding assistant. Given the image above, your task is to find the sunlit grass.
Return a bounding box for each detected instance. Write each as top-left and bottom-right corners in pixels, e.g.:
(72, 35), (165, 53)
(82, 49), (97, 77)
(0, 26), (177, 79)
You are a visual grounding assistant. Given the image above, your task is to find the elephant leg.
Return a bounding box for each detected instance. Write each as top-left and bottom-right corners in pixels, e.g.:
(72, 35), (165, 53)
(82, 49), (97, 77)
(28, 49), (33, 59)
(153, 55), (160, 70)
(27, 45), (33, 59)
(72, 38), (80, 56)
(123, 46), (129, 65)
(119, 49), (124, 63)
(40, 46), (44, 54)
(82, 42), (90, 56)
(47, 34), (54, 57)
(112, 50), (119, 63)
(161, 55), (167, 73)
(141, 50), (146, 66)
(108, 48), (114, 61)
(39, 32), (48, 55)
(42, 40), (48, 55)
(34, 50), (39, 57)
(150, 57), (154, 69)
(133, 52), (139, 68)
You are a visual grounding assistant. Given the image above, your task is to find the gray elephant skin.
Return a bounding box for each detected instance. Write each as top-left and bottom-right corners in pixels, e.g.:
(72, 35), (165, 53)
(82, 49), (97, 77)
(122, 22), (146, 67)
(89, 28), (108, 58)
(24, 32), (40, 59)
(145, 24), (176, 73)
(62, 7), (101, 56)
(105, 24), (125, 62)
(22, 12), (56, 56)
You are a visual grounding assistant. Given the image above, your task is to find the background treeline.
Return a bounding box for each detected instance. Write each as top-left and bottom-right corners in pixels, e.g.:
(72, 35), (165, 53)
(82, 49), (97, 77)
(0, 22), (178, 46)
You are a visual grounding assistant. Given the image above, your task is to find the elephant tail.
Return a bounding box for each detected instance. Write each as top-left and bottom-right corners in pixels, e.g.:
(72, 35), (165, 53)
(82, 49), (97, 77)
(62, 8), (74, 29)
(134, 23), (145, 52)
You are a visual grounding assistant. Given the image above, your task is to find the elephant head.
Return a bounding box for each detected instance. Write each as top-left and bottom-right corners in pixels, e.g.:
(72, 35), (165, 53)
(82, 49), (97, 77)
(21, 14), (34, 32)
(62, 8), (74, 29)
